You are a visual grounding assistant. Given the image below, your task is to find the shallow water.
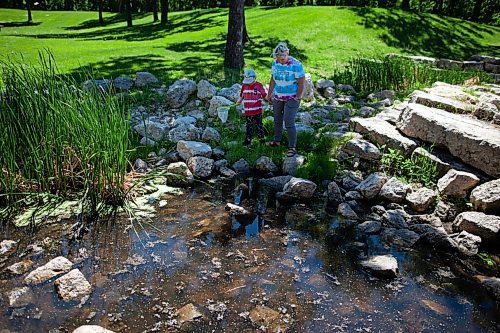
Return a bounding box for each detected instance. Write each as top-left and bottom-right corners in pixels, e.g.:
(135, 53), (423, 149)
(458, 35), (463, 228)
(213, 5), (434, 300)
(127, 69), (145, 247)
(0, 184), (499, 333)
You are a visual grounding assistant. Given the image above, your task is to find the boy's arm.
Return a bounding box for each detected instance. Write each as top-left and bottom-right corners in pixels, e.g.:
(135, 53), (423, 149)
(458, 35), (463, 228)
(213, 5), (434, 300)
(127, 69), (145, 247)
(259, 83), (267, 98)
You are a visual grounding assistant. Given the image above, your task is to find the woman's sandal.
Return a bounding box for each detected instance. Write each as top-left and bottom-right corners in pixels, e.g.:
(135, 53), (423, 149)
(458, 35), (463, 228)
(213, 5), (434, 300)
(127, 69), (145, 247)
(266, 141), (280, 147)
(286, 148), (297, 157)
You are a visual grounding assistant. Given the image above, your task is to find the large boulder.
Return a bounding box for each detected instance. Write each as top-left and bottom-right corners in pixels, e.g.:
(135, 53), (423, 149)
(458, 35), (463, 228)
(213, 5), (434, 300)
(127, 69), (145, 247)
(165, 79), (197, 108)
(360, 255), (398, 278)
(24, 256), (73, 285)
(341, 138), (381, 161)
(133, 120), (169, 141)
(255, 156), (278, 173)
(470, 179), (500, 213)
(379, 177), (410, 203)
(168, 124), (201, 142)
(135, 72), (158, 87)
(217, 83), (241, 102)
(301, 73), (315, 101)
(176, 140), (212, 160)
(197, 79), (217, 100)
(208, 95), (234, 116)
(406, 187), (437, 212)
(437, 169), (480, 198)
(187, 156), (214, 178)
(113, 76), (134, 91)
(410, 90), (471, 114)
(453, 212), (500, 244)
(232, 158), (250, 176)
(55, 269), (92, 302)
(397, 103), (500, 177)
(316, 79), (335, 90)
(279, 177), (317, 200)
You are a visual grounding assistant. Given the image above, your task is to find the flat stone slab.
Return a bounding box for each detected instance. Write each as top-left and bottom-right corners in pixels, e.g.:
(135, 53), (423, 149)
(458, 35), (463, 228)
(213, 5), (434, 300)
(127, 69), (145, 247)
(410, 90), (472, 114)
(24, 256), (73, 285)
(397, 103), (500, 177)
(350, 117), (417, 155)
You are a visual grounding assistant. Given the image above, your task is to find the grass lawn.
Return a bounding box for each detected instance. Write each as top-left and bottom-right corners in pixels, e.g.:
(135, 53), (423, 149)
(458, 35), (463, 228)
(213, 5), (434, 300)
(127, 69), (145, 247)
(1, 6), (499, 85)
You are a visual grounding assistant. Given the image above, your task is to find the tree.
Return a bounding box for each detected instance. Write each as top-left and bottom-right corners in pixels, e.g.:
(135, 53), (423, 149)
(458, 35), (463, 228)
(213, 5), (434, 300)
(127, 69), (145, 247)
(224, 0), (245, 69)
(152, 0), (159, 22)
(125, 0), (133, 27)
(160, 0), (168, 24)
(26, 0), (32, 22)
(98, 0), (104, 24)
(242, 5), (252, 45)
(471, 0), (484, 21)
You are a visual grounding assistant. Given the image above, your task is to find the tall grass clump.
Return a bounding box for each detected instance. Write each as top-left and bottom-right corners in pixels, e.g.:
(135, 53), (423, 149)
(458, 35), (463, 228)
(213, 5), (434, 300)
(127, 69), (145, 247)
(334, 57), (493, 96)
(0, 52), (131, 212)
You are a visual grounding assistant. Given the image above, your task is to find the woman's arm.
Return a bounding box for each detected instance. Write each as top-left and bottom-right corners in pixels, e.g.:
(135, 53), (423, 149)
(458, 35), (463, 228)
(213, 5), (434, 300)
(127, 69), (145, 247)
(267, 76), (275, 102)
(296, 76), (305, 99)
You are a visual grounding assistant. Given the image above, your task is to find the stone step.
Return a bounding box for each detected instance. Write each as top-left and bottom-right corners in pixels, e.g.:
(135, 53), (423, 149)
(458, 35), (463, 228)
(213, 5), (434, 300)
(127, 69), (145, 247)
(349, 117), (417, 155)
(397, 103), (500, 177)
(410, 90), (473, 114)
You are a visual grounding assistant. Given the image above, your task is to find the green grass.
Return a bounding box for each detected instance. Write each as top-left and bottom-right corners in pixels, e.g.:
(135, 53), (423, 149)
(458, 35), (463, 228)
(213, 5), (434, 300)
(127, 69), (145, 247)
(1, 6), (499, 85)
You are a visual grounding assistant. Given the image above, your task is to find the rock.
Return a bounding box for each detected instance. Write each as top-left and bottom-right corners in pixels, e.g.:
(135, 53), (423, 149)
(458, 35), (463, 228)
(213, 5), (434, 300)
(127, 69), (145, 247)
(410, 90), (471, 114)
(113, 76), (134, 91)
(208, 96), (234, 117)
(176, 140), (212, 161)
(414, 227), (459, 253)
(341, 171), (363, 191)
(360, 255), (398, 278)
(295, 122), (314, 135)
(212, 147), (225, 160)
(411, 147), (451, 177)
(473, 275), (500, 301)
(168, 124), (201, 142)
(135, 72), (158, 88)
(406, 187), (437, 212)
(166, 162), (194, 186)
(350, 117), (417, 155)
(197, 79), (217, 100)
(323, 87), (336, 98)
(173, 116), (197, 127)
(219, 166), (237, 178)
(357, 221), (382, 234)
(409, 214), (443, 228)
(177, 303), (203, 324)
(258, 176), (293, 193)
(165, 79), (197, 108)
(470, 179), (500, 213)
(316, 79), (335, 89)
(338, 203), (359, 219)
(437, 169), (480, 198)
(297, 112), (313, 126)
(397, 103), (500, 177)
(301, 73), (315, 101)
(382, 209), (409, 229)
(73, 326), (116, 333)
(474, 101), (500, 121)
(187, 156), (214, 178)
(381, 228), (420, 248)
(453, 212), (500, 244)
(345, 190), (363, 200)
(355, 172), (388, 199)
(225, 203), (251, 216)
(24, 256), (73, 285)
(452, 231), (481, 256)
(0, 240), (17, 256)
(433, 201), (458, 223)
(55, 269), (92, 302)
(280, 177), (317, 200)
(424, 82), (479, 103)
(255, 156), (278, 173)
(338, 84), (356, 94)
(232, 158), (250, 176)
(201, 127), (221, 143)
(249, 306), (287, 333)
(342, 138), (381, 161)
(6, 260), (33, 275)
(133, 120), (169, 141)
(214, 159), (227, 170)
(368, 90), (396, 102)
(379, 177), (410, 203)
(437, 58), (463, 70)
(327, 182), (344, 206)
(140, 136), (157, 146)
(217, 84), (241, 102)
(462, 61), (484, 71)
(83, 79), (110, 92)
(282, 154), (305, 176)
(7, 287), (34, 307)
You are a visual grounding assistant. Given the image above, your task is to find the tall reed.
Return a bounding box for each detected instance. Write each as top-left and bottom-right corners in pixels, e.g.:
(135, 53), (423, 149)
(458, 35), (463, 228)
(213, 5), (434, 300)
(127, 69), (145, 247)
(334, 57), (493, 96)
(0, 52), (131, 211)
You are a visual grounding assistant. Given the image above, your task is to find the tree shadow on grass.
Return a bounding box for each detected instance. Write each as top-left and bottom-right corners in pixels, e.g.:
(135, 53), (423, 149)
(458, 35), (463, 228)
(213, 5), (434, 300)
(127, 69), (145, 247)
(348, 7), (500, 59)
(63, 12), (143, 31)
(0, 21), (41, 27)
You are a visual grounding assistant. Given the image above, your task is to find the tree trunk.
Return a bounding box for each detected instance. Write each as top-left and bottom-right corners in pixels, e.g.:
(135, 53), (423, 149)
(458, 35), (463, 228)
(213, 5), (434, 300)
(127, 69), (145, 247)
(160, 0), (168, 25)
(471, 0), (484, 21)
(224, 0), (244, 69)
(152, 0), (159, 22)
(401, 0), (410, 10)
(98, 0), (104, 24)
(26, 0), (32, 23)
(242, 4), (251, 45)
(125, 0), (133, 27)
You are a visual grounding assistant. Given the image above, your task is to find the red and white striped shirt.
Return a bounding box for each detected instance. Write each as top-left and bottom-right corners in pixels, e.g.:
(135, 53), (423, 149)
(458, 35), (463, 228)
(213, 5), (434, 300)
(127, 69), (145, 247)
(239, 81), (267, 116)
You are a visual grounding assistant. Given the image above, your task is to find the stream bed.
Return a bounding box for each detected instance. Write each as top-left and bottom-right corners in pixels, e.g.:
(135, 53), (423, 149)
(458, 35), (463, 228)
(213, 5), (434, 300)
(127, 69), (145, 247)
(0, 183), (499, 333)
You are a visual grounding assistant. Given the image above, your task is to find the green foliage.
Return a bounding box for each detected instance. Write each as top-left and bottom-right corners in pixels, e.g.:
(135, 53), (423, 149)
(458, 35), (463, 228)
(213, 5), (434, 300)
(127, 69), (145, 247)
(334, 56), (494, 96)
(380, 146), (438, 187)
(478, 252), (496, 268)
(0, 51), (131, 209)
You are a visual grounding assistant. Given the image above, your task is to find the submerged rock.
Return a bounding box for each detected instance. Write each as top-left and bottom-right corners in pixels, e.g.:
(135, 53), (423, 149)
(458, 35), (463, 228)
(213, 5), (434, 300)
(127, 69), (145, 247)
(6, 260), (33, 275)
(0, 240), (17, 256)
(249, 305), (288, 333)
(177, 303), (204, 324)
(7, 286), (34, 307)
(73, 325), (116, 333)
(24, 256), (73, 285)
(225, 203), (251, 216)
(55, 269), (92, 302)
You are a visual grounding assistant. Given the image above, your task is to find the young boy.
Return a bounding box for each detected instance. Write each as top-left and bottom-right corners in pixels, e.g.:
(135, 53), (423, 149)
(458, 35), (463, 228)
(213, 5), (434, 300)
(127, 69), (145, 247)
(237, 69), (267, 147)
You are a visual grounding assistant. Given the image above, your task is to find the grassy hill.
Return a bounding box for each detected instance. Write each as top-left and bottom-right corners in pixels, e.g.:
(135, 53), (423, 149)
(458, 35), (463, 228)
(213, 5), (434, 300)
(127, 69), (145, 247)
(1, 6), (499, 84)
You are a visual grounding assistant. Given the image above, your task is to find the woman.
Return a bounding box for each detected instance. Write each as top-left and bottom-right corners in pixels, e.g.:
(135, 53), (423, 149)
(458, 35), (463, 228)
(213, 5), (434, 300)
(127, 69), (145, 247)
(266, 42), (305, 157)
